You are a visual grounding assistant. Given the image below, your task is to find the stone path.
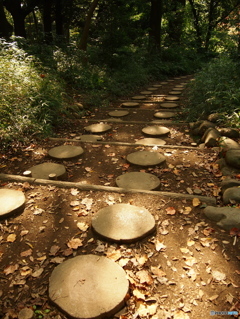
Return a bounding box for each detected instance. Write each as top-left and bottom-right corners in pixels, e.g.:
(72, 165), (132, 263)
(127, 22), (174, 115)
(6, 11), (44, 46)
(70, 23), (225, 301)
(1, 76), (240, 319)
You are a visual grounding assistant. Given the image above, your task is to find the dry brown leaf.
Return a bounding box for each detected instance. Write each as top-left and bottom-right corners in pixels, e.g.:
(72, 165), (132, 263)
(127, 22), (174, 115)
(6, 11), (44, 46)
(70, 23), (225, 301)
(70, 188), (79, 196)
(77, 222), (89, 232)
(20, 266), (32, 276)
(192, 198), (201, 207)
(31, 268), (44, 278)
(133, 289), (146, 300)
(7, 234), (16, 243)
(62, 248), (73, 256)
(180, 247), (190, 254)
(20, 249), (32, 257)
(136, 270), (154, 285)
(106, 249), (122, 261)
(136, 301), (158, 316)
(3, 264), (19, 275)
(70, 200), (80, 207)
(20, 230), (29, 237)
(184, 256), (197, 267)
(67, 238), (83, 249)
(183, 207), (192, 215)
(166, 207), (176, 215)
(208, 294), (219, 301)
(151, 266), (166, 278)
(155, 240), (166, 252)
(49, 245), (60, 256)
(187, 240), (195, 247)
(136, 254), (148, 266)
(50, 257), (65, 264)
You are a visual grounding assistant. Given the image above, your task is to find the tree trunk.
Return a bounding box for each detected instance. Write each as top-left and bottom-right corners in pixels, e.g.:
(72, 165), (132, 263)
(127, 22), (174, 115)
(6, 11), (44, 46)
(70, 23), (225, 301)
(149, 0), (163, 52)
(78, 0), (100, 51)
(188, 0), (203, 51)
(0, 0), (13, 38)
(43, 0), (53, 43)
(167, 0), (186, 45)
(205, 0), (219, 51)
(55, 0), (63, 36)
(3, 0), (26, 37)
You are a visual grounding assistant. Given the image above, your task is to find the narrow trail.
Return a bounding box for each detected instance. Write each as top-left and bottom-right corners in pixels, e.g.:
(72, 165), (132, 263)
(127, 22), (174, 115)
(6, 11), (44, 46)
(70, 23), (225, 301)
(0, 76), (240, 319)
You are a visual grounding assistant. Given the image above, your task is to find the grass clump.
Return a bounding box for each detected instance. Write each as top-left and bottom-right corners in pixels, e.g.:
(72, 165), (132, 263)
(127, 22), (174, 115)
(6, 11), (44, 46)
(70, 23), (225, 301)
(0, 39), (65, 147)
(186, 55), (240, 127)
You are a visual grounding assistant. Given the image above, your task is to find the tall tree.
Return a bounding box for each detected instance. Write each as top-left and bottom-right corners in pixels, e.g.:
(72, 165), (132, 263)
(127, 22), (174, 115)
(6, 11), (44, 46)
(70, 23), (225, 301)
(167, 0), (186, 45)
(78, 0), (100, 51)
(149, 0), (163, 52)
(0, 0), (12, 38)
(3, 0), (40, 37)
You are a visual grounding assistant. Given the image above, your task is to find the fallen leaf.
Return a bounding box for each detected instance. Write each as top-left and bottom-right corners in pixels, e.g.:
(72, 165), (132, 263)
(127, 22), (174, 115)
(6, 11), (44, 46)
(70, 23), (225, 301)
(184, 256), (197, 267)
(81, 198), (93, 210)
(20, 267), (32, 276)
(20, 249), (32, 257)
(7, 234), (16, 243)
(151, 266), (166, 278)
(136, 300), (158, 316)
(136, 270), (154, 285)
(50, 257), (65, 263)
(70, 188), (79, 196)
(155, 240), (166, 252)
(3, 264), (19, 275)
(20, 230), (29, 237)
(70, 200), (80, 207)
(133, 289), (146, 300)
(208, 294), (219, 302)
(31, 268), (44, 277)
(49, 245), (60, 256)
(106, 249), (122, 261)
(192, 198), (201, 207)
(212, 270), (226, 281)
(187, 240), (195, 247)
(62, 248), (73, 256)
(180, 248), (190, 254)
(173, 310), (190, 319)
(77, 222), (89, 232)
(166, 207), (176, 215)
(67, 238), (83, 249)
(183, 207), (192, 214)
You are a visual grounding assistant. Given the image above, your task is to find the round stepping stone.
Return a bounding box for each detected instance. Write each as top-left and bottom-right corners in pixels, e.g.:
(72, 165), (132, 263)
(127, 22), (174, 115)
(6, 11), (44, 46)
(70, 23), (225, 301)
(28, 163), (66, 180)
(127, 150), (166, 166)
(154, 111), (176, 118)
(48, 145), (84, 160)
(142, 125), (170, 136)
(116, 172), (160, 190)
(160, 81), (168, 85)
(49, 255), (129, 319)
(153, 84), (162, 88)
(140, 91), (152, 95)
(159, 102), (178, 109)
(108, 110), (129, 117)
(84, 123), (111, 133)
(172, 87), (184, 91)
(76, 135), (102, 142)
(131, 95), (146, 100)
(165, 96), (180, 101)
(175, 85), (185, 88)
(0, 189), (26, 218)
(92, 204), (156, 243)
(121, 102), (140, 108)
(135, 138), (166, 146)
(225, 150), (240, 168)
(169, 91), (182, 95)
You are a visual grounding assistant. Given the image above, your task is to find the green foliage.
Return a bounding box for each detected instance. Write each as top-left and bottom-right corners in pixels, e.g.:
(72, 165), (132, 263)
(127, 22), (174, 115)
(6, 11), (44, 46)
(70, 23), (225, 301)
(0, 39), (64, 147)
(186, 55), (240, 127)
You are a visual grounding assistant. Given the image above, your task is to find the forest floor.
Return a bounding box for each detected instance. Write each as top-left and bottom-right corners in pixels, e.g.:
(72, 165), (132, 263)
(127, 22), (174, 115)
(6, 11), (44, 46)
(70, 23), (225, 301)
(0, 76), (240, 319)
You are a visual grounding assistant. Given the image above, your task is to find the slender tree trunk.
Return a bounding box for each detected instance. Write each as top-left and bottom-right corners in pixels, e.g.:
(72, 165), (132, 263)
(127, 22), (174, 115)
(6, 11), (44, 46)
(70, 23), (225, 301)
(4, 0), (26, 37)
(55, 0), (63, 36)
(205, 0), (219, 51)
(78, 0), (100, 51)
(0, 0), (12, 38)
(43, 0), (53, 43)
(188, 0), (203, 51)
(149, 0), (163, 52)
(167, 0), (186, 45)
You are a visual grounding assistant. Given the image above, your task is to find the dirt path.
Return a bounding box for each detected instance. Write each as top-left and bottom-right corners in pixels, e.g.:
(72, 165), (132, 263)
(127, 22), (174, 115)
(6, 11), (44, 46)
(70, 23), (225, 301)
(0, 76), (240, 319)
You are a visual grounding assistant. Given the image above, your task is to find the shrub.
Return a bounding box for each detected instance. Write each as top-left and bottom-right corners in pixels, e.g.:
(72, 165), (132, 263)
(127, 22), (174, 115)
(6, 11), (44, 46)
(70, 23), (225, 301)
(186, 55), (240, 127)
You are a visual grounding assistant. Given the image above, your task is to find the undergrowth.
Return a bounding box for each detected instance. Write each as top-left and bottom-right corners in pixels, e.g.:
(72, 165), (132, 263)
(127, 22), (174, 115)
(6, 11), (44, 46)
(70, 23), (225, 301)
(0, 37), (204, 148)
(186, 55), (240, 127)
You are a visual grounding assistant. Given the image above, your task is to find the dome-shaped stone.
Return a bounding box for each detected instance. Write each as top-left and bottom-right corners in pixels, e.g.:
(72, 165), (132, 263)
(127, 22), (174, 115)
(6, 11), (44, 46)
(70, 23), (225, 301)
(28, 163), (66, 180)
(49, 255), (129, 319)
(131, 96), (146, 100)
(165, 96), (180, 101)
(92, 204), (156, 243)
(142, 125), (170, 136)
(127, 151), (166, 166)
(121, 102), (140, 108)
(116, 172), (160, 190)
(0, 189), (25, 218)
(154, 111), (176, 118)
(159, 103), (178, 109)
(84, 123), (111, 133)
(48, 145), (84, 160)
(108, 110), (129, 117)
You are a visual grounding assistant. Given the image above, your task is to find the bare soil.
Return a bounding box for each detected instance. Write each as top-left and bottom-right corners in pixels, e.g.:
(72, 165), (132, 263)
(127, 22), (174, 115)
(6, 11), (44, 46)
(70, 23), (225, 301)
(0, 76), (240, 319)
